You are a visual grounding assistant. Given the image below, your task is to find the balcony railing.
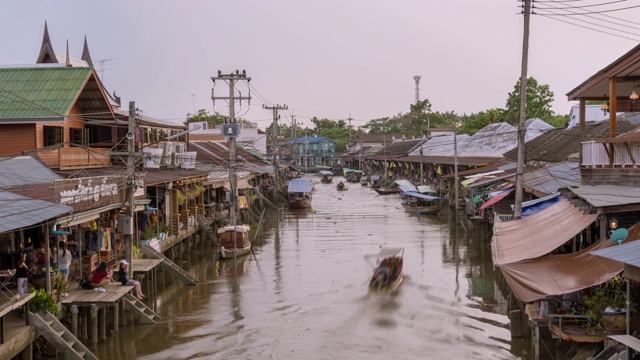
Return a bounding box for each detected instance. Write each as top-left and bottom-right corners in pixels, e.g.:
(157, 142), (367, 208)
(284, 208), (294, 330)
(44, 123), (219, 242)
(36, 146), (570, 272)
(582, 141), (639, 168)
(58, 147), (110, 169)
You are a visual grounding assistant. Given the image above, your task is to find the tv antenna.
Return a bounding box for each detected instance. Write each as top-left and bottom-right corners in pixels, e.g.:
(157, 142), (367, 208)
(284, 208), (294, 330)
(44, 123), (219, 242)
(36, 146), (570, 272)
(96, 59), (114, 82)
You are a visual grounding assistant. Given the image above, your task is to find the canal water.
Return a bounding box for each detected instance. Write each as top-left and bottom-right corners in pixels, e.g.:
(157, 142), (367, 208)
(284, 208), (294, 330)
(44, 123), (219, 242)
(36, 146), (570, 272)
(95, 175), (527, 359)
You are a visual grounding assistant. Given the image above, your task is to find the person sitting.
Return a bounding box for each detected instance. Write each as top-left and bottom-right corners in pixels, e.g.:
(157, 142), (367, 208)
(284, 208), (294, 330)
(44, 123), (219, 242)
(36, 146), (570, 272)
(118, 259), (146, 300)
(90, 261), (111, 291)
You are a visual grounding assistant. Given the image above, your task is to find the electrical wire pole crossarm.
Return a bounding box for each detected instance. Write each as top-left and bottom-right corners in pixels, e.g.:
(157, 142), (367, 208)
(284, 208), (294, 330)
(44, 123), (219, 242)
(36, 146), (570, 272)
(263, 104), (288, 198)
(210, 71), (251, 258)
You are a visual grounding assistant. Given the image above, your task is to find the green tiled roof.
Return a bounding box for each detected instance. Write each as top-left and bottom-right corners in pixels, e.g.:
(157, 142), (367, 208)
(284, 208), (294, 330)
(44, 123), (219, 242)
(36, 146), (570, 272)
(0, 67), (92, 119)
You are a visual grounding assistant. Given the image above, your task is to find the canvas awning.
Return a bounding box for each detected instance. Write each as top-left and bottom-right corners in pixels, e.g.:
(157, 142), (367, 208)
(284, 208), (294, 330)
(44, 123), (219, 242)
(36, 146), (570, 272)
(492, 198), (598, 266)
(499, 239), (628, 302)
(479, 191), (511, 210)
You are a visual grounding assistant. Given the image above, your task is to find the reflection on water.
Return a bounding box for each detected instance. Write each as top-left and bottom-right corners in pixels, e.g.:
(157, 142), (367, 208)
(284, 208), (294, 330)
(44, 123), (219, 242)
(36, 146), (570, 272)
(94, 175), (525, 360)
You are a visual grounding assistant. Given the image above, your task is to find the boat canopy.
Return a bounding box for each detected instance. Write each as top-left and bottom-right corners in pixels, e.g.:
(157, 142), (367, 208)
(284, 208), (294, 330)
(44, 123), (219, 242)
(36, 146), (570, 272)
(378, 247), (404, 257)
(319, 170), (333, 176)
(289, 165), (303, 173)
(417, 185), (436, 194)
(394, 179), (414, 187)
(343, 168), (363, 175)
(288, 178), (313, 193)
(316, 165), (332, 169)
(370, 175), (380, 181)
(404, 191), (440, 200)
(399, 185), (417, 193)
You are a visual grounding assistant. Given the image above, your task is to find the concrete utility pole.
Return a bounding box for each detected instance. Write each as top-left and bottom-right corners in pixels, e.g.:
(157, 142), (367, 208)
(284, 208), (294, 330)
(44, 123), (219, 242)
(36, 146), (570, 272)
(263, 104), (288, 197)
(514, 0), (531, 218)
(125, 101), (136, 276)
(211, 70), (251, 236)
(292, 114), (297, 165)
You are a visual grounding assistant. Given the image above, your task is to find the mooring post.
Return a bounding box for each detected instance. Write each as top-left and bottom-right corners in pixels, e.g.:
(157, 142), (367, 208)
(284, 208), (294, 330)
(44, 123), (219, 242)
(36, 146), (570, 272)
(90, 304), (97, 350)
(99, 306), (106, 341)
(80, 307), (88, 342)
(71, 305), (78, 338)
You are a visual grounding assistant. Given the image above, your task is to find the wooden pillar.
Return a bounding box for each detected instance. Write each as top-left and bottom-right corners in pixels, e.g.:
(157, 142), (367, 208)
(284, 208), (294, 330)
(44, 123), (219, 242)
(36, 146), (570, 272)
(80, 307), (88, 342)
(120, 297), (126, 326)
(600, 215), (607, 242)
(90, 304), (97, 350)
(112, 301), (119, 333)
(99, 306), (106, 341)
(170, 186), (179, 234)
(71, 305), (78, 338)
(21, 342), (32, 360)
(610, 77), (617, 138)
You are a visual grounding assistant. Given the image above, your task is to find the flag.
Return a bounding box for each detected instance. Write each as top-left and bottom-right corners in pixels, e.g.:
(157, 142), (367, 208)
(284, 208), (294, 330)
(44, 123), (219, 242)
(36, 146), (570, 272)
(437, 166), (442, 175)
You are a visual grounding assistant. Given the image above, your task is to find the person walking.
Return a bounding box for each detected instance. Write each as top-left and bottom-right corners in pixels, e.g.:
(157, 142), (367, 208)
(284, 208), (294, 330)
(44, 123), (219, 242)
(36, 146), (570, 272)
(118, 260), (146, 300)
(57, 241), (71, 297)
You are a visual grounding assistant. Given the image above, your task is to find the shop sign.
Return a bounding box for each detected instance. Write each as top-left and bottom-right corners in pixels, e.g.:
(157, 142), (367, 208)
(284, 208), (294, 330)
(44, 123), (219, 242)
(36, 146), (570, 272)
(55, 176), (126, 212)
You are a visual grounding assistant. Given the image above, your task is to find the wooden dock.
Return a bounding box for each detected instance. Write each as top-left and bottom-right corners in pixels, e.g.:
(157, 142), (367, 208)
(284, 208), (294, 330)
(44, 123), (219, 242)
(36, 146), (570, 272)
(0, 292), (36, 360)
(61, 284), (134, 306)
(132, 259), (163, 297)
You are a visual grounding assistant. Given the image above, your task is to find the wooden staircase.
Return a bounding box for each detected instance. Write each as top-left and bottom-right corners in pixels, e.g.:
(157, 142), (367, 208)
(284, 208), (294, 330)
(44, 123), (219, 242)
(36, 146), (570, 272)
(197, 214), (219, 246)
(140, 245), (198, 285)
(123, 294), (161, 324)
(29, 311), (98, 360)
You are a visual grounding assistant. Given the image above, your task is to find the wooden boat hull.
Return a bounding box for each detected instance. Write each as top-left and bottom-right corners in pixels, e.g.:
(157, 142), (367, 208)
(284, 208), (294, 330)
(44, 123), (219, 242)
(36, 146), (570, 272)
(289, 199), (312, 209)
(321, 178), (333, 184)
(217, 225), (252, 259)
(403, 204), (442, 215)
(373, 188), (399, 195)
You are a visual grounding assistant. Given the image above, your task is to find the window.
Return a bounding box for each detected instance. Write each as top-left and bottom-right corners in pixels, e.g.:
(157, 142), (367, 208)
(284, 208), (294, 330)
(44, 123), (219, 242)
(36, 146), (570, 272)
(70, 128), (88, 146)
(43, 126), (63, 147)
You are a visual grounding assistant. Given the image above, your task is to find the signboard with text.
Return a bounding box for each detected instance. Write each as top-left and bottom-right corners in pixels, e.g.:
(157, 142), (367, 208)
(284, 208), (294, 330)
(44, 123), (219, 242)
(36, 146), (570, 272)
(221, 124), (240, 138)
(55, 176), (126, 212)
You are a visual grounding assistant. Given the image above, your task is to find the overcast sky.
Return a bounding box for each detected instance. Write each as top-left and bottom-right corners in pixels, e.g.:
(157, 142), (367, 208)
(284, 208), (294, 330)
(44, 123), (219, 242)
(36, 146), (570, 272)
(1, 0), (639, 129)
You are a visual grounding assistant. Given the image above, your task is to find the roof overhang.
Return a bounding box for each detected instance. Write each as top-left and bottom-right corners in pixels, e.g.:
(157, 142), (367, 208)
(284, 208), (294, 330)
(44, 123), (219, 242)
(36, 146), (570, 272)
(567, 44), (640, 101)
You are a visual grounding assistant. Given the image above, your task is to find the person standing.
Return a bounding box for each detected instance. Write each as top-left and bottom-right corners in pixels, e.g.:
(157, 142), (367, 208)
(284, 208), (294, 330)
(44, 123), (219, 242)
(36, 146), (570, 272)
(16, 253), (29, 294)
(118, 260), (146, 300)
(57, 241), (71, 297)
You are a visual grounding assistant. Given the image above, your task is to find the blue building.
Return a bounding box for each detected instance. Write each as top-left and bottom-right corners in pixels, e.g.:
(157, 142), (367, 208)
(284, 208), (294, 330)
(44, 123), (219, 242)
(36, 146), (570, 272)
(290, 136), (337, 168)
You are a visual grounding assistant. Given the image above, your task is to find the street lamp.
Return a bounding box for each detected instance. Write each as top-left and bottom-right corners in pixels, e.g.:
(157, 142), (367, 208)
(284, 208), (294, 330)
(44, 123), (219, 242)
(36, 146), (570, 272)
(609, 216), (619, 231)
(601, 102), (609, 116)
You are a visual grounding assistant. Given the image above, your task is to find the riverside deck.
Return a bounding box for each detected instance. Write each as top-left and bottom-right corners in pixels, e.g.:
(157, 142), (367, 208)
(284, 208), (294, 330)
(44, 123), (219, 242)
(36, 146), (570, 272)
(0, 292), (36, 360)
(132, 259), (163, 297)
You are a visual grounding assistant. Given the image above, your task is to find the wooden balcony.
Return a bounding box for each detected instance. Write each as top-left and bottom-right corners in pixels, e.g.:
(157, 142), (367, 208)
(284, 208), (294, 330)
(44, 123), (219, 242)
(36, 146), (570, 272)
(38, 147), (111, 169)
(581, 141), (640, 186)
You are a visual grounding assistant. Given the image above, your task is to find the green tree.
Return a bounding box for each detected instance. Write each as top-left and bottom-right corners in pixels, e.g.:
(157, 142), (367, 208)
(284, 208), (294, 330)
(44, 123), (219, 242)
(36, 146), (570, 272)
(503, 77), (555, 126)
(184, 109), (227, 128)
(458, 108), (505, 135)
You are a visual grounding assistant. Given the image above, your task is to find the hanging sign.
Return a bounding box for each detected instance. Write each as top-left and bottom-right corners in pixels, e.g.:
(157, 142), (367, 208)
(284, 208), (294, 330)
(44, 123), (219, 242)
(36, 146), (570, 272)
(221, 124), (240, 138)
(55, 176), (126, 212)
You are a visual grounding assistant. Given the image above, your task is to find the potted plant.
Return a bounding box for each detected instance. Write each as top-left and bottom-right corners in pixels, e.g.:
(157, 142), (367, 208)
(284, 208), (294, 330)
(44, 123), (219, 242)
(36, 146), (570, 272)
(582, 275), (629, 334)
(29, 287), (60, 317)
(53, 274), (69, 303)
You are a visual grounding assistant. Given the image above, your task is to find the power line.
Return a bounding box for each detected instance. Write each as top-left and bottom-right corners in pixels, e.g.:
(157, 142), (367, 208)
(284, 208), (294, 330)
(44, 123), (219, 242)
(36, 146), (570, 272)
(535, 13), (640, 41)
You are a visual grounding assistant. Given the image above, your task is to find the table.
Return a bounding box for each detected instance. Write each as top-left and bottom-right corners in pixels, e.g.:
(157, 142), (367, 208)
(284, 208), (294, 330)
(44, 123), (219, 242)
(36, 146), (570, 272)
(0, 270), (15, 301)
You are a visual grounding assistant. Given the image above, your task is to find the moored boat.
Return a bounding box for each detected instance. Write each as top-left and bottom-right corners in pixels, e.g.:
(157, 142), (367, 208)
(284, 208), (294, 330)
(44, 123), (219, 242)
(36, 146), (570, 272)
(373, 187), (399, 195)
(337, 181), (346, 191)
(360, 176), (368, 186)
(366, 247), (404, 294)
(288, 178), (313, 209)
(402, 192), (442, 215)
(370, 175), (381, 189)
(217, 224), (252, 259)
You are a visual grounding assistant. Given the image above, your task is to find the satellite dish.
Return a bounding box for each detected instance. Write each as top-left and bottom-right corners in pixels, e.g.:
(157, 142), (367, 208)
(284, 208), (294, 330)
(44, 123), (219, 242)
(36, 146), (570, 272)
(610, 228), (629, 245)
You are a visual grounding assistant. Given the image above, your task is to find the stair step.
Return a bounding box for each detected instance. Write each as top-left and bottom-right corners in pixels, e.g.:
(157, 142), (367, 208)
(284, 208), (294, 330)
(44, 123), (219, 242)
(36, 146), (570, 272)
(56, 330), (65, 337)
(67, 339), (75, 347)
(46, 320), (54, 326)
(77, 350), (86, 358)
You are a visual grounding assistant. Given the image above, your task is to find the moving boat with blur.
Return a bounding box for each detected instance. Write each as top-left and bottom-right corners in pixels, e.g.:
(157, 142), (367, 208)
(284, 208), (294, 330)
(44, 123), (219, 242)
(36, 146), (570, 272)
(217, 224), (252, 259)
(366, 247), (404, 294)
(319, 170), (333, 184)
(337, 181), (346, 191)
(288, 178), (313, 209)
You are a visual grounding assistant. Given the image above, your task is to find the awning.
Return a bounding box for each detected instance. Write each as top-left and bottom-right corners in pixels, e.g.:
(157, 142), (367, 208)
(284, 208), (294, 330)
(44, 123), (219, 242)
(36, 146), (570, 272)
(399, 185), (418, 193)
(499, 239), (628, 302)
(223, 179), (252, 191)
(479, 191), (511, 210)
(492, 198), (598, 266)
(319, 170), (333, 176)
(56, 202), (125, 227)
(0, 191), (73, 232)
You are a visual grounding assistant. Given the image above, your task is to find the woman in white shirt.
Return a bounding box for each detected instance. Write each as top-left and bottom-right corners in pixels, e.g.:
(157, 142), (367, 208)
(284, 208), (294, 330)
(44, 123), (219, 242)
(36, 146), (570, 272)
(57, 241), (71, 297)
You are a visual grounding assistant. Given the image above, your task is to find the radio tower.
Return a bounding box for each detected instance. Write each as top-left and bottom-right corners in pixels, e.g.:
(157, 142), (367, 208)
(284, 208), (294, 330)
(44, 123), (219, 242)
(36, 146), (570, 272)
(413, 75), (421, 104)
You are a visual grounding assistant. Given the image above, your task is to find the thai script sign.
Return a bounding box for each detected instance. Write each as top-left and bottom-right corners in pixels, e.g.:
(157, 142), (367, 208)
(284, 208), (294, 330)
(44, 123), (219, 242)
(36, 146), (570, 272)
(55, 176), (126, 212)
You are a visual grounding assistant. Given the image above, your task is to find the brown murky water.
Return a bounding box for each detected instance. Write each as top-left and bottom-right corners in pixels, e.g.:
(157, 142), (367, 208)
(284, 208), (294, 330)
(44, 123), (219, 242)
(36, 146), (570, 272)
(95, 175), (526, 360)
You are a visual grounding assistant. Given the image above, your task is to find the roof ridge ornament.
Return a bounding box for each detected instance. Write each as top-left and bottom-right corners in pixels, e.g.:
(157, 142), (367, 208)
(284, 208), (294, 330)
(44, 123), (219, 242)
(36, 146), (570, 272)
(36, 20), (58, 64)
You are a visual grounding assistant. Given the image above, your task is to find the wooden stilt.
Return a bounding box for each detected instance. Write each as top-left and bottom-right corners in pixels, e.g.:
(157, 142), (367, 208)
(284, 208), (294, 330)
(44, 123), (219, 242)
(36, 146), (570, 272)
(71, 305), (78, 338)
(113, 300), (119, 333)
(90, 304), (97, 350)
(81, 307), (88, 342)
(99, 306), (106, 341)
(21, 342), (32, 360)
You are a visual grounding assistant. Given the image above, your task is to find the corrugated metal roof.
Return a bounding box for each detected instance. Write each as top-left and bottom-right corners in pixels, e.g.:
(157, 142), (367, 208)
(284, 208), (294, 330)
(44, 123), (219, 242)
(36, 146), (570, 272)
(504, 119), (639, 162)
(564, 184), (640, 208)
(0, 155), (61, 188)
(0, 190), (72, 232)
(519, 161), (580, 196)
(591, 240), (640, 267)
(566, 105), (609, 129)
(0, 67), (92, 119)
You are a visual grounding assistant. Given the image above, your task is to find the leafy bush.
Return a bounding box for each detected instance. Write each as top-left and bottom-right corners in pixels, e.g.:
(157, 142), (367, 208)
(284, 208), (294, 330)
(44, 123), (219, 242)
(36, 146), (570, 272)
(29, 288), (60, 317)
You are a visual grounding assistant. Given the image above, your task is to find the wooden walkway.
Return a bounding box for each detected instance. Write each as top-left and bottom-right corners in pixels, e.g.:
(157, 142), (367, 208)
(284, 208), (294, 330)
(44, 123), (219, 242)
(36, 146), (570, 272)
(0, 310), (37, 360)
(61, 284), (134, 306)
(132, 259), (163, 297)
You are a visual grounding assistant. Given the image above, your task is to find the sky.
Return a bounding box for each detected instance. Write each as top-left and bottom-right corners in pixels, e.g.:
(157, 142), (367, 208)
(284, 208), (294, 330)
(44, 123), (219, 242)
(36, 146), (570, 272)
(1, 0), (639, 130)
